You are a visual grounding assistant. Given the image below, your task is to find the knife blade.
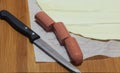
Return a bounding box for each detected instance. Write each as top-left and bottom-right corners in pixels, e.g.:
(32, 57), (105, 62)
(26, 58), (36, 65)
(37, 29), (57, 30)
(0, 10), (81, 73)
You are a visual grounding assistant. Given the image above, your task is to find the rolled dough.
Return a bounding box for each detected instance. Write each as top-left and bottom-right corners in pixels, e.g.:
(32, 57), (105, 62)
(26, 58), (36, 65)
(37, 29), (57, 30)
(36, 0), (120, 40)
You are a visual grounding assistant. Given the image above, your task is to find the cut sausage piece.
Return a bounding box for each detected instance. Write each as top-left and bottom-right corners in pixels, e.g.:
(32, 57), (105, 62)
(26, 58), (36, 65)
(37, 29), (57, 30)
(65, 37), (83, 65)
(53, 22), (70, 45)
(35, 11), (55, 31)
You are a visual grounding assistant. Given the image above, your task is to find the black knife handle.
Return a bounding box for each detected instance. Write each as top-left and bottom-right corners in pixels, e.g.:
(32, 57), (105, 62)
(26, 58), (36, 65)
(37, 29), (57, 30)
(0, 10), (40, 43)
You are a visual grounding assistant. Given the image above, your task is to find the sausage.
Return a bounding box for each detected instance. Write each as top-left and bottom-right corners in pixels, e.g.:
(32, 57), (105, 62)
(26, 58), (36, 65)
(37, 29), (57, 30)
(35, 11), (83, 65)
(64, 37), (83, 65)
(53, 22), (70, 45)
(35, 11), (55, 31)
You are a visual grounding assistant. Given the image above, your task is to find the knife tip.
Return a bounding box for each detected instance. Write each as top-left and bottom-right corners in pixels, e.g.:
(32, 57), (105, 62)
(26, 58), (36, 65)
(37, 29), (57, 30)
(70, 68), (81, 73)
(74, 69), (81, 73)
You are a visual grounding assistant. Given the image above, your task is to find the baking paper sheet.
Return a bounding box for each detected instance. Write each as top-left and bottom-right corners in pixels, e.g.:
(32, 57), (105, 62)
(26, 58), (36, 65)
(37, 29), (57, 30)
(28, 0), (120, 62)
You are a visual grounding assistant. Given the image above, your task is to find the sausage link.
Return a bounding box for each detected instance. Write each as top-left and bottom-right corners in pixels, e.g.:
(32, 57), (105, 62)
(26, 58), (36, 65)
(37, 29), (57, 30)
(35, 11), (55, 31)
(53, 22), (70, 45)
(65, 37), (83, 65)
(35, 11), (83, 65)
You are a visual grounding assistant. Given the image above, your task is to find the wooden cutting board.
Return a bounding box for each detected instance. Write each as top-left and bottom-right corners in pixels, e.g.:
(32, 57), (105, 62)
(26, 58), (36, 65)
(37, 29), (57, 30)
(0, 0), (120, 73)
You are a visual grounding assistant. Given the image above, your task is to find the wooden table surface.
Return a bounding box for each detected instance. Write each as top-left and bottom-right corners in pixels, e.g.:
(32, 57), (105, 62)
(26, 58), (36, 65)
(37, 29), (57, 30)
(0, 0), (120, 73)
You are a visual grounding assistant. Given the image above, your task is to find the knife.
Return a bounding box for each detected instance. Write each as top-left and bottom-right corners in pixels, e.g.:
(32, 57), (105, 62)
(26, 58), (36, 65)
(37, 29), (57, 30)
(0, 10), (81, 73)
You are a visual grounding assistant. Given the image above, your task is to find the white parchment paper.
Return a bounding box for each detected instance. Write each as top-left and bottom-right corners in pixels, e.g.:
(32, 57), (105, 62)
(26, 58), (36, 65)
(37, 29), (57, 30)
(28, 0), (120, 62)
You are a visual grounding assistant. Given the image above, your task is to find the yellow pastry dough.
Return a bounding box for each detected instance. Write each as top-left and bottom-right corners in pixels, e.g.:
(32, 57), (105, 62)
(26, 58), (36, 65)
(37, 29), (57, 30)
(36, 0), (120, 40)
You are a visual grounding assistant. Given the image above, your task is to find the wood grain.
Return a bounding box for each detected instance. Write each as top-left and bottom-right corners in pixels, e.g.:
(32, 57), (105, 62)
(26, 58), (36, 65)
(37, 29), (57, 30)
(0, 0), (120, 73)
